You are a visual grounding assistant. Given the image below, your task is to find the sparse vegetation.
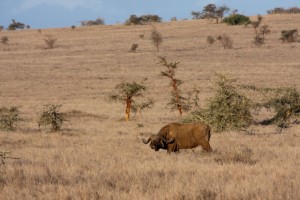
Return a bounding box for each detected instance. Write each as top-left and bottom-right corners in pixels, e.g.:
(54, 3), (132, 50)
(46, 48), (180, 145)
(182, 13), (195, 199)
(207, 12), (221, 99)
(0, 106), (20, 131)
(71, 25), (76, 29)
(216, 34), (233, 49)
(280, 29), (298, 43)
(81, 18), (105, 26)
(192, 4), (230, 23)
(38, 104), (66, 131)
(1, 36), (8, 45)
(251, 16), (271, 47)
(267, 7), (300, 14)
(0, 26), (3, 32)
(44, 35), (57, 49)
(125, 14), (162, 25)
(109, 81), (153, 121)
(151, 27), (163, 52)
(222, 14), (250, 25)
(159, 56), (190, 116)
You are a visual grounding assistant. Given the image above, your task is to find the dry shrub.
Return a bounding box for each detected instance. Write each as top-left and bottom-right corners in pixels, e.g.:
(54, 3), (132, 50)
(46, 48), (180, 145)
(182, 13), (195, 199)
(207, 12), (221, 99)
(38, 104), (66, 132)
(206, 35), (215, 44)
(280, 29), (298, 43)
(0, 106), (20, 131)
(0, 26), (3, 32)
(44, 35), (57, 49)
(184, 74), (252, 131)
(216, 34), (233, 49)
(1, 36), (8, 45)
(253, 35), (265, 47)
(151, 27), (163, 51)
(129, 43), (138, 52)
(215, 145), (256, 165)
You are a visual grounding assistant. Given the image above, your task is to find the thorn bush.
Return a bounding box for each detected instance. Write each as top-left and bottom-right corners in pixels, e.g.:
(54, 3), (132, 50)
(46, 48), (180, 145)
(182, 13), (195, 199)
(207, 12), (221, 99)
(38, 104), (66, 132)
(0, 106), (20, 131)
(184, 74), (253, 131)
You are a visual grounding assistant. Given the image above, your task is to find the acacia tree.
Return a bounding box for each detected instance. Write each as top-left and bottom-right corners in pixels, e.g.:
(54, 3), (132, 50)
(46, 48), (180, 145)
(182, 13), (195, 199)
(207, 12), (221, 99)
(109, 81), (153, 121)
(192, 4), (229, 23)
(159, 56), (189, 116)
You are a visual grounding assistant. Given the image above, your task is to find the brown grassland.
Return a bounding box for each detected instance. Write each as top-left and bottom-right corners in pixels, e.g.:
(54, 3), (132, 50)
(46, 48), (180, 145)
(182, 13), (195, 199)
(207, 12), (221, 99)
(0, 14), (300, 199)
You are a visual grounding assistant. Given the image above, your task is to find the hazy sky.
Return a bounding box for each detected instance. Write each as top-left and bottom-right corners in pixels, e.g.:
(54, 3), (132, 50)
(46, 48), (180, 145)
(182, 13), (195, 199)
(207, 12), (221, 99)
(1, 0), (300, 28)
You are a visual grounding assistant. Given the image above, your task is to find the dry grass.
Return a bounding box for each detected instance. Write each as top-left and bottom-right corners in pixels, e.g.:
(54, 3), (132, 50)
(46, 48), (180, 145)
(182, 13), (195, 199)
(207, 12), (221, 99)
(0, 14), (300, 199)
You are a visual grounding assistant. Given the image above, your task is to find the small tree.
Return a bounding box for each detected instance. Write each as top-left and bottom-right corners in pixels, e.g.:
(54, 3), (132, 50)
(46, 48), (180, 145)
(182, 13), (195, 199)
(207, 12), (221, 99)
(151, 27), (163, 52)
(192, 4), (230, 23)
(38, 104), (66, 132)
(109, 81), (153, 121)
(44, 35), (57, 49)
(159, 56), (190, 116)
(8, 19), (25, 30)
(0, 106), (20, 131)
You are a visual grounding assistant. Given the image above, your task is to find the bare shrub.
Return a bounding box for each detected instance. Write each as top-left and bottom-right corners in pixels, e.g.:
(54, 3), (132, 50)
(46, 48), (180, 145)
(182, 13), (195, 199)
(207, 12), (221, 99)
(151, 27), (163, 51)
(253, 35), (265, 47)
(280, 29), (298, 43)
(129, 43), (138, 52)
(38, 104), (66, 132)
(0, 26), (3, 32)
(1, 36), (8, 45)
(216, 34), (233, 49)
(0, 106), (20, 131)
(251, 15), (263, 34)
(44, 35), (57, 49)
(206, 35), (215, 44)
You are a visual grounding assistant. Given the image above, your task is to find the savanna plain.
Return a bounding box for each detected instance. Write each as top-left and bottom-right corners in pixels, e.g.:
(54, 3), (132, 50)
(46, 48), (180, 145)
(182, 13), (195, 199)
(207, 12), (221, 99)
(0, 14), (300, 200)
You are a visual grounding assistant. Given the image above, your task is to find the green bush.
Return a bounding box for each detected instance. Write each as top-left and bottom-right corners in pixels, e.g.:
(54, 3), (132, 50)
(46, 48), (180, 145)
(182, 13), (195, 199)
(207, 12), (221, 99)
(222, 14), (250, 25)
(0, 106), (20, 131)
(262, 87), (300, 129)
(184, 74), (253, 131)
(38, 104), (66, 131)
